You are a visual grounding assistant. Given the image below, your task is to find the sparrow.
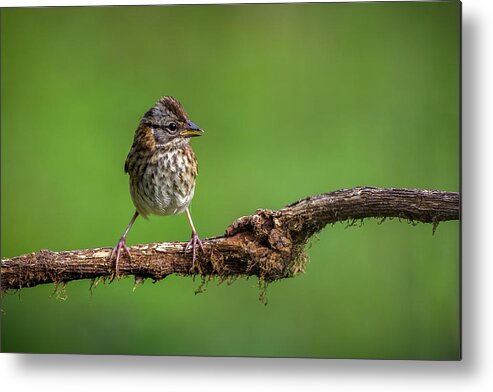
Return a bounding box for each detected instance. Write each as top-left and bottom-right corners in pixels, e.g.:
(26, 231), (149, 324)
(110, 96), (204, 276)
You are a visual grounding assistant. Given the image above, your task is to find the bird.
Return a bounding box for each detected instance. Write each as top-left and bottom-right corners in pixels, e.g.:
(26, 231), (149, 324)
(110, 96), (204, 276)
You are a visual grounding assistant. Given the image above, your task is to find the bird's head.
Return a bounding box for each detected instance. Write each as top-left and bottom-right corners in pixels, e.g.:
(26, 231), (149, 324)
(140, 96), (204, 147)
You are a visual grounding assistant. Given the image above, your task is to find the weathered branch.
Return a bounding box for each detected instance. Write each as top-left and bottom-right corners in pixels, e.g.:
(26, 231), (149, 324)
(1, 187), (459, 292)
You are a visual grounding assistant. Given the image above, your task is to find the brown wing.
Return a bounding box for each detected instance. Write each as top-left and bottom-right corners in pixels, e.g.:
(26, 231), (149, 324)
(124, 151), (131, 173)
(124, 125), (156, 174)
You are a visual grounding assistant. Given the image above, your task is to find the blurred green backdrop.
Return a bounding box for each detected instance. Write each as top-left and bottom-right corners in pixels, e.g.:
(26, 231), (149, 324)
(1, 2), (460, 359)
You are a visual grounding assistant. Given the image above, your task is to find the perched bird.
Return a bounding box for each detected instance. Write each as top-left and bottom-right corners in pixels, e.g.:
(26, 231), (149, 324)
(110, 96), (204, 276)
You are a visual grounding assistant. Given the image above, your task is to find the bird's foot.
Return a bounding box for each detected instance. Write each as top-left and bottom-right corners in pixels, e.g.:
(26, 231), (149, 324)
(185, 230), (204, 271)
(109, 236), (132, 280)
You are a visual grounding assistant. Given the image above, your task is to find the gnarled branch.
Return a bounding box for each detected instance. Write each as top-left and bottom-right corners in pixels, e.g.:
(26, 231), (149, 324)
(1, 187), (459, 291)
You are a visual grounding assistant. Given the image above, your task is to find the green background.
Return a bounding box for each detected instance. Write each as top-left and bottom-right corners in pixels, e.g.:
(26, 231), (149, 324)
(1, 2), (460, 359)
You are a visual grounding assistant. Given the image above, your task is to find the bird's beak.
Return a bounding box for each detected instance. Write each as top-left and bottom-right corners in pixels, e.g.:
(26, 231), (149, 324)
(180, 121), (204, 137)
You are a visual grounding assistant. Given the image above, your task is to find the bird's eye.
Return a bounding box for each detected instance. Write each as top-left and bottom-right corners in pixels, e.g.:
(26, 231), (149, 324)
(166, 122), (178, 132)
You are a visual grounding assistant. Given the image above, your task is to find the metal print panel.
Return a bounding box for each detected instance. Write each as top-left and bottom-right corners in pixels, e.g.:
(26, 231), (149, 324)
(1, 1), (460, 359)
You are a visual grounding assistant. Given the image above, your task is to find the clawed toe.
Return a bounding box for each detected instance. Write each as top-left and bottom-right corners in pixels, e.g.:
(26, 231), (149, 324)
(109, 237), (132, 279)
(186, 230), (204, 270)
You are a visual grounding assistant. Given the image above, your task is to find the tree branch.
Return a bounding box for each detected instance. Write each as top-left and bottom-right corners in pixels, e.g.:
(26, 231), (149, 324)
(1, 187), (459, 292)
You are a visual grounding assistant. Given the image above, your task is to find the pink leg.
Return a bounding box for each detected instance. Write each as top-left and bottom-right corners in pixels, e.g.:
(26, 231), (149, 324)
(110, 210), (139, 277)
(184, 207), (204, 269)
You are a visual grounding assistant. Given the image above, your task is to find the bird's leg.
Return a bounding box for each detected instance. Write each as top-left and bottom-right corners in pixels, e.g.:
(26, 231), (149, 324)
(184, 207), (204, 270)
(110, 210), (139, 278)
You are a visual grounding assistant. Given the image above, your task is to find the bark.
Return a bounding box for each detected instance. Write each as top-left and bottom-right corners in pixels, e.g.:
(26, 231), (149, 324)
(1, 187), (460, 291)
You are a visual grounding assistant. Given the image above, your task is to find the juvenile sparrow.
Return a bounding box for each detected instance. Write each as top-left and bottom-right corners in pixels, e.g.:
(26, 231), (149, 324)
(110, 96), (204, 276)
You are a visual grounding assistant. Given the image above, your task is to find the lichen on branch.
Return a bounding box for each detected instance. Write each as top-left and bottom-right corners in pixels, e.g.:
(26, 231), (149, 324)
(0, 187), (460, 292)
